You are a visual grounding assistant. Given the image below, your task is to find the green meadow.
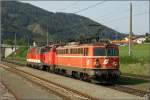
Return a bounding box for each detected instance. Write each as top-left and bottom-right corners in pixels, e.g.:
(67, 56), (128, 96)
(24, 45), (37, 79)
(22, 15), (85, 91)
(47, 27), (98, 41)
(7, 47), (28, 60)
(119, 43), (149, 76)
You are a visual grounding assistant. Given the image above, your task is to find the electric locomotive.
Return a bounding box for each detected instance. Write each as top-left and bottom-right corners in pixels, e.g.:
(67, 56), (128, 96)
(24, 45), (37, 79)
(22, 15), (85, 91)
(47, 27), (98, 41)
(26, 42), (120, 82)
(55, 42), (120, 81)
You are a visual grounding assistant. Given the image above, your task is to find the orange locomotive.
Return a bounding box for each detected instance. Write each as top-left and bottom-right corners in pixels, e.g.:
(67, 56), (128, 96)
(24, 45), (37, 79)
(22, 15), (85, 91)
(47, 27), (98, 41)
(26, 47), (42, 67)
(26, 42), (120, 81)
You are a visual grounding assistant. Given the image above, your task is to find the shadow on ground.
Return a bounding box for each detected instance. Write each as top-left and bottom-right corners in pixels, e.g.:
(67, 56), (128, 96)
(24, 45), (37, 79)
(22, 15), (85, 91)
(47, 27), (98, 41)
(115, 76), (149, 85)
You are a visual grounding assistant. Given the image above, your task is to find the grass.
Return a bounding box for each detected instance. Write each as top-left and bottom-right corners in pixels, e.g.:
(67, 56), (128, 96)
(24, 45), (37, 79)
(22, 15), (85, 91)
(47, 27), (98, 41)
(119, 44), (149, 63)
(120, 56), (140, 64)
(120, 63), (149, 76)
(7, 47), (28, 60)
(119, 43), (149, 76)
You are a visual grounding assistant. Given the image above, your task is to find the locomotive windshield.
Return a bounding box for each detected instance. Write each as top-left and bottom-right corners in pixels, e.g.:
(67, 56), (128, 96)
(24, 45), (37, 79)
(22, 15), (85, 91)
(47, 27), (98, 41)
(93, 48), (106, 56)
(106, 47), (118, 56)
(93, 47), (118, 56)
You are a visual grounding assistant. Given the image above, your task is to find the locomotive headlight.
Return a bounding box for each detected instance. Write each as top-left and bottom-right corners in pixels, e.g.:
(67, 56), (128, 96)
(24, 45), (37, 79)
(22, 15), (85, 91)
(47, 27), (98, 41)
(94, 59), (100, 68)
(112, 61), (118, 67)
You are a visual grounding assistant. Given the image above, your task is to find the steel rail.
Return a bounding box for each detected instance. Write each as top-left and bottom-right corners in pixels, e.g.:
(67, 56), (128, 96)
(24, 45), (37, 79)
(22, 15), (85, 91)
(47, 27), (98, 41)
(107, 85), (149, 97)
(2, 59), (149, 98)
(0, 81), (19, 100)
(121, 73), (150, 81)
(0, 62), (98, 100)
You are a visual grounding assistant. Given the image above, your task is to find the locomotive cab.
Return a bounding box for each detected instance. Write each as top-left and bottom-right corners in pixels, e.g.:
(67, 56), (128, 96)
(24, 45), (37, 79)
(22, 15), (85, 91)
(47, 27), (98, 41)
(92, 44), (120, 81)
(93, 45), (119, 69)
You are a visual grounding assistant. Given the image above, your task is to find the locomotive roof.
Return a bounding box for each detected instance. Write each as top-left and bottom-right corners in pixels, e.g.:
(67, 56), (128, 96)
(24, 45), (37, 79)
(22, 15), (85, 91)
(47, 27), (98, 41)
(28, 42), (117, 50)
(57, 43), (117, 49)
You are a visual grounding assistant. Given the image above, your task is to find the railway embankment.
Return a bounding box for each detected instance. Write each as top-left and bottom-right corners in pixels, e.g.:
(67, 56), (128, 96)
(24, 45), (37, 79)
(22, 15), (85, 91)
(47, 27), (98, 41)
(0, 65), (64, 100)
(1, 61), (147, 100)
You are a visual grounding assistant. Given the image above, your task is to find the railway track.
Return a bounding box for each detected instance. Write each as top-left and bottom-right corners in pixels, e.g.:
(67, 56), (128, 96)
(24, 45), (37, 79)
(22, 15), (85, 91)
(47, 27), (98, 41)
(1, 59), (149, 98)
(0, 62), (96, 100)
(108, 85), (149, 97)
(0, 81), (18, 100)
(121, 73), (150, 81)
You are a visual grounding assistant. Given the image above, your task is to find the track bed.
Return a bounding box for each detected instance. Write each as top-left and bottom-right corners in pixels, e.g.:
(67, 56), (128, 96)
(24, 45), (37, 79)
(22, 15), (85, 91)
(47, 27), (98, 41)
(1, 61), (147, 100)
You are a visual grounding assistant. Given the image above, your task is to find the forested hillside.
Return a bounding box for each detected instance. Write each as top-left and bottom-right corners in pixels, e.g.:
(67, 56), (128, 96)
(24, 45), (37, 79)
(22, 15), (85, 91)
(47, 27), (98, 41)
(1, 1), (124, 45)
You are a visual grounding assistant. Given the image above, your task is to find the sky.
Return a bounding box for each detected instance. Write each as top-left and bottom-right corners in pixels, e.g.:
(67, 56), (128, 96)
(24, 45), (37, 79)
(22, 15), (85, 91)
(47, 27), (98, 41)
(22, 1), (149, 35)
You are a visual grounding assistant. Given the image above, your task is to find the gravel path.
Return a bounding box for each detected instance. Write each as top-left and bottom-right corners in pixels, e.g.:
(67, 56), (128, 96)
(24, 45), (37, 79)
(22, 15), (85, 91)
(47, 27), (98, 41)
(0, 67), (62, 100)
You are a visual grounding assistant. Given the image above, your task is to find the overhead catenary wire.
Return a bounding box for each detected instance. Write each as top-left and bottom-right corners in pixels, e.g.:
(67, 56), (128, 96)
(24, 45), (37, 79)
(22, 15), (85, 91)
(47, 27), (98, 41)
(94, 2), (148, 23)
(74, 1), (106, 14)
(106, 11), (149, 24)
(61, 1), (79, 11)
(95, 8), (130, 22)
(95, 4), (148, 22)
(94, 11), (149, 34)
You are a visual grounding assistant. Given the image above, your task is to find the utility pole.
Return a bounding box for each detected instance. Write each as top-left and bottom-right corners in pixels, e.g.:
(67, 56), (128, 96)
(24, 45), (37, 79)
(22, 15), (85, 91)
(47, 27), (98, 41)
(128, 2), (132, 56)
(47, 24), (49, 46)
(28, 35), (30, 48)
(15, 32), (16, 54)
(14, 32), (16, 55)
(14, 4), (16, 58)
(13, 32), (16, 60)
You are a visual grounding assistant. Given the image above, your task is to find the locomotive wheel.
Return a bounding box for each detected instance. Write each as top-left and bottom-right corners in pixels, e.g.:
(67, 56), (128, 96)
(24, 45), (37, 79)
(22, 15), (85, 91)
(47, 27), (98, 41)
(79, 73), (84, 80)
(72, 71), (79, 79)
(55, 68), (60, 74)
(39, 66), (43, 70)
(42, 66), (47, 71)
(51, 66), (55, 73)
(60, 69), (66, 76)
(26, 63), (31, 67)
(57, 69), (60, 74)
(33, 65), (36, 69)
(81, 73), (90, 82)
(46, 66), (50, 72)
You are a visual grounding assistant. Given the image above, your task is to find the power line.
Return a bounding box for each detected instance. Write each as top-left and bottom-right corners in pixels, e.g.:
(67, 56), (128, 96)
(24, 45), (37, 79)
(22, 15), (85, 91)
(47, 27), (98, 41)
(61, 1), (79, 11)
(95, 8), (129, 22)
(134, 11), (149, 16)
(95, 3), (148, 22)
(105, 11), (149, 24)
(74, 1), (106, 14)
(95, 11), (149, 34)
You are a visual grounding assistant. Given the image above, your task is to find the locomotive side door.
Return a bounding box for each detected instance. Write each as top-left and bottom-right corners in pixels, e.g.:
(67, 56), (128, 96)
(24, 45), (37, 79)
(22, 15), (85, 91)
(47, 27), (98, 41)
(83, 48), (90, 68)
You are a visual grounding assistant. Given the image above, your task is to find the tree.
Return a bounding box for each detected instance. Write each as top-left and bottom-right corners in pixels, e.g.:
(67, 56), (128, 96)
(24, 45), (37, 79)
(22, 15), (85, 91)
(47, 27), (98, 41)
(145, 32), (150, 43)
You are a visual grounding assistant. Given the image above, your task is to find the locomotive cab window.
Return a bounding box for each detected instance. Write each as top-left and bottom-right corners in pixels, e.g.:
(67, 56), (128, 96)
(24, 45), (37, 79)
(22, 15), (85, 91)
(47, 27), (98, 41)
(107, 47), (118, 56)
(93, 48), (106, 56)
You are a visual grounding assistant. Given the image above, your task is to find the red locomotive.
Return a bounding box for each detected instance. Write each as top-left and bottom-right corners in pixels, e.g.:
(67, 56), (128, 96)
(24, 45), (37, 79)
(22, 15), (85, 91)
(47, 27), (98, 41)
(26, 42), (120, 82)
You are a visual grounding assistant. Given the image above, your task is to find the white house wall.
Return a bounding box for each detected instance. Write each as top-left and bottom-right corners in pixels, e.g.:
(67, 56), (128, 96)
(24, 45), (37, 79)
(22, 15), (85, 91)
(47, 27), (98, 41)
(5, 48), (18, 58)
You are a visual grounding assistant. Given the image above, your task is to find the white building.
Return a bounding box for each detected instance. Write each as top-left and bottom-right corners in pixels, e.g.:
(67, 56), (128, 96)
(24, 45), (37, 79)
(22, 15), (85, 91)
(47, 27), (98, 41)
(133, 37), (146, 44)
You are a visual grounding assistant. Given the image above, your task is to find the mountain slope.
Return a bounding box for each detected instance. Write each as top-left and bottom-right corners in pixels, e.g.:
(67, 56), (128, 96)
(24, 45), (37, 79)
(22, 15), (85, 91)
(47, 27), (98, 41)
(1, 1), (124, 45)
